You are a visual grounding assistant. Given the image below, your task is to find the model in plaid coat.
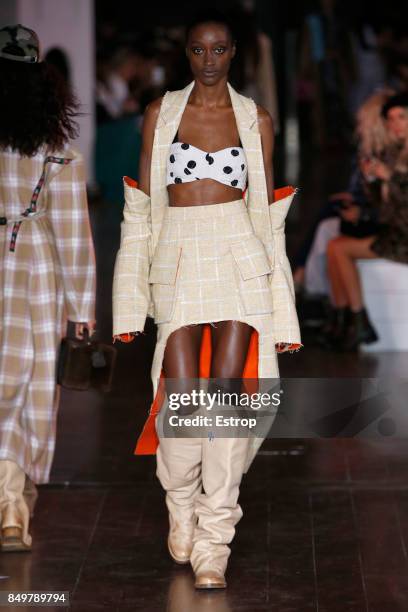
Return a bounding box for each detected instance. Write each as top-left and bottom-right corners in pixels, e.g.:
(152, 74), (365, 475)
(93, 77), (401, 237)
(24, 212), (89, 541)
(113, 13), (302, 589)
(0, 26), (96, 552)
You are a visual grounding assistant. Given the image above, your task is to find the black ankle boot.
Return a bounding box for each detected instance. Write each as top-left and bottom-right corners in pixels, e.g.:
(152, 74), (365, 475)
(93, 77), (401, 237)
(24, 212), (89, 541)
(338, 308), (378, 352)
(317, 306), (350, 348)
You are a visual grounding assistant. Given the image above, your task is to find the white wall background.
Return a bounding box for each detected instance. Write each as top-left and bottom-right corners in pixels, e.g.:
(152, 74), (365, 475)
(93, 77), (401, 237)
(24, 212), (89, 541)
(0, 0), (95, 181)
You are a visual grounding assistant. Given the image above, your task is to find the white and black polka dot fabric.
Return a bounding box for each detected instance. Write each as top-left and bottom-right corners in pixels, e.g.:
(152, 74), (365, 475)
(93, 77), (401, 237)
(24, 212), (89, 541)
(166, 139), (248, 191)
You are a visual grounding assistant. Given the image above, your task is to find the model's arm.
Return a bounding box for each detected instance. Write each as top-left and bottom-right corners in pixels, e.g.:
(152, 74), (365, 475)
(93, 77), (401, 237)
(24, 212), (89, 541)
(138, 97), (162, 195)
(257, 104), (275, 204)
(48, 153), (96, 327)
(112, 96), (163, 340)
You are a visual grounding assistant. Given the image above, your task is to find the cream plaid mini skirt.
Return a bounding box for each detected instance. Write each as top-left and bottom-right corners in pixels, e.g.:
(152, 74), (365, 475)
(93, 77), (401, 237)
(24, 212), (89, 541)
(149, 198), (275, 326)
(148, 198), (280, 395)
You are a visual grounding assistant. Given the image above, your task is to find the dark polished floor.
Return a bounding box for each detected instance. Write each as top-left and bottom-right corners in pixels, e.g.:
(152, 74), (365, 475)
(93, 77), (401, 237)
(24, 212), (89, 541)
(1, 148), (408, 612)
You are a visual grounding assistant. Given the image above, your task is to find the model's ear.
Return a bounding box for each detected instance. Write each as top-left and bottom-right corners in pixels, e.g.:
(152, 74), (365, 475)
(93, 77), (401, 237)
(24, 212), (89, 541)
(231, 41), (236, 59)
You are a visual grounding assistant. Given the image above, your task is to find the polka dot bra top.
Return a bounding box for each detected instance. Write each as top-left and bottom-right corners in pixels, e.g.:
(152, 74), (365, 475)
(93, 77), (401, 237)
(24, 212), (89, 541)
(166, 130), (248, 190)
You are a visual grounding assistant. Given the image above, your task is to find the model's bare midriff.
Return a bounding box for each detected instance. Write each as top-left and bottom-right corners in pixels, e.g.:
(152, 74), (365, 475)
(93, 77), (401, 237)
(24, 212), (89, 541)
(167, 99), (243, 207)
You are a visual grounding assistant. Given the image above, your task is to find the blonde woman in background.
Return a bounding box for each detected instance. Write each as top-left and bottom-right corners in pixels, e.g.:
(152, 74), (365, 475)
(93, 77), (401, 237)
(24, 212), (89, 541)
(325, 91), (408, 350)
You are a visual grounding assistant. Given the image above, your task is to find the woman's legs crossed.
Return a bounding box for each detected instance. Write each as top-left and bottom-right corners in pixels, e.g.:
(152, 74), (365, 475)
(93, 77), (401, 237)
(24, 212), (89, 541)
(326, 236), (379, 349)
(327, 235), (376, 309)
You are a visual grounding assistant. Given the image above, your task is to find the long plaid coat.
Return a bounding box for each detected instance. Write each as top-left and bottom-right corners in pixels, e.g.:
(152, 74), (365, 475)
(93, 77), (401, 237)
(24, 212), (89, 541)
(0, 144), (96, 484)
(113, 80), (301, 472)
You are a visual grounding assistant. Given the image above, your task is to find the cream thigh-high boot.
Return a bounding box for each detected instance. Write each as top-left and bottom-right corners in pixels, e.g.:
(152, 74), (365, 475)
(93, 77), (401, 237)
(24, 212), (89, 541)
(0, 460), (32, 551)
(155, 411), (203, 565)
(190, 424), (250, 589)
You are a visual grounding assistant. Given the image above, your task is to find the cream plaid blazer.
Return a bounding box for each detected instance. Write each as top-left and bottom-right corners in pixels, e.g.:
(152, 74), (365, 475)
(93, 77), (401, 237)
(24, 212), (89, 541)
(113, 80), (301, 348)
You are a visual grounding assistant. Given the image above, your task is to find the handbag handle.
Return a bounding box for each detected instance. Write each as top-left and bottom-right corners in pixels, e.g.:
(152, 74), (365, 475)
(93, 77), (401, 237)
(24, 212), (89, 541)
(81, 327), (93, 346)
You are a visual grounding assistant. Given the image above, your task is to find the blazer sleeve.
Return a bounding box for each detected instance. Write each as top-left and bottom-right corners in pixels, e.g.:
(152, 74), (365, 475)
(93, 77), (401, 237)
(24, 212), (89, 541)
(268, 189), (302, 352)
(47, 152), (96, 323)
(112, 179), (153, 336)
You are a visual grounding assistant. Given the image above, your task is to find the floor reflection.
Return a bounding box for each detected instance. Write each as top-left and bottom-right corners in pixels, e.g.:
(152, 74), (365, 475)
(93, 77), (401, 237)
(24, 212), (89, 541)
(167, 571), (231, 612)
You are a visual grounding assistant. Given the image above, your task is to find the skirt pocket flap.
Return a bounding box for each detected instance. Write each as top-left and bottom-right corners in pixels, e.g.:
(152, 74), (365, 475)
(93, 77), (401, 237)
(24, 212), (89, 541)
(148, 245), (182, 284)
(230, 236), (272, 280)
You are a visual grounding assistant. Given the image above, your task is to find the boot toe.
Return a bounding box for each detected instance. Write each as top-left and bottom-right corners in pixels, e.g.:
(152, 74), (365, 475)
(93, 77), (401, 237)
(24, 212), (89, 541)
(195, 571), (227, 589)
(1, 527), (32, 552)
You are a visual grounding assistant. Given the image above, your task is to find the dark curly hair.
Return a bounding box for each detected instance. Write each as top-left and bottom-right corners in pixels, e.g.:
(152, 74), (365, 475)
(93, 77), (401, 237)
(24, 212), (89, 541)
(0, 57), (79, 157)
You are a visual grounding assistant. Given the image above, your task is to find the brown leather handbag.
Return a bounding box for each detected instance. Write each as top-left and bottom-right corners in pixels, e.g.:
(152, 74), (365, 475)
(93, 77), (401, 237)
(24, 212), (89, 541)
(57, 329), (117, 392)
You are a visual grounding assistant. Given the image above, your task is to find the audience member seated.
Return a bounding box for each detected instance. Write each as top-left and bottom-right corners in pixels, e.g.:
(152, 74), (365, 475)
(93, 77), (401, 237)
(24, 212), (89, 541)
(320, 91), (408, 351)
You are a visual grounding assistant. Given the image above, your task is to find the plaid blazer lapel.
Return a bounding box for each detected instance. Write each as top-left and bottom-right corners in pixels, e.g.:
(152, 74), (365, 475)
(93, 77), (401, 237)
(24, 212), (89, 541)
(150, 80), (195, 252)
(227, 82), (274, 261)
(150, 79), (273, 258)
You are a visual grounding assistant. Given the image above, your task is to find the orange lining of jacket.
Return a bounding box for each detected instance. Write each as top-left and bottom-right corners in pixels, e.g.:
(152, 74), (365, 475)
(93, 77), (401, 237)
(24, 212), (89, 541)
(127, 181), (301, 456)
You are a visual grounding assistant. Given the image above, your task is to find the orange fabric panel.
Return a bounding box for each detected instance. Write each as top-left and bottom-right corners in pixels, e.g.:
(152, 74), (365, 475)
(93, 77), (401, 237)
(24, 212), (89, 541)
(124, 176), (138, 188)
(273, 186), (295, 202)
(134, 323), (259, 455)
(198, 324), (212, 378)
(277, 342), (302, 353)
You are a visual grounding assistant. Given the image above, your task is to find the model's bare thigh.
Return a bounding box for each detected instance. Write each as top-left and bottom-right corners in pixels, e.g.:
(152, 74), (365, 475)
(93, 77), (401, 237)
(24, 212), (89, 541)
(209, 321), (253, 378)
(327, 235), (377, 309)
(163, 324), (204, 378)
(209, 320), (253, 399)
(163, 324), (204, 414)
(163, 321), (253, 378)
(162, 321), (254, 405)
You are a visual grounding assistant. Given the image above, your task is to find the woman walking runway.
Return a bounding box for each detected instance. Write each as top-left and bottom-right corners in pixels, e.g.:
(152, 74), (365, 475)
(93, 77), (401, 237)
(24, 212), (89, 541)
(0, 25), (96, 551)
(113, 10), (301, 589)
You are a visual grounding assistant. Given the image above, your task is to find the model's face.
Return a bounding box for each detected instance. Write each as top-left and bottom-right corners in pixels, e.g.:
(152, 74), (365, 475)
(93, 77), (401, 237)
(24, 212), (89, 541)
(386, 106), (408, 140)
(186, 22), (235, 85)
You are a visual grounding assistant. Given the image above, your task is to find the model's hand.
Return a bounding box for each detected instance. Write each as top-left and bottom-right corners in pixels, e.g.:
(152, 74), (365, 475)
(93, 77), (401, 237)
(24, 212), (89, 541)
(75, 320), (96, 340)
(359, 157), (377, 179)
(372, 161), (391, 181)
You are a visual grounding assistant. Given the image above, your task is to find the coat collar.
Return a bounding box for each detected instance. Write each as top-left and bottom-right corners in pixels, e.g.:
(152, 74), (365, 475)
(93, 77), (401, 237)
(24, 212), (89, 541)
(156, 79), (259, 132)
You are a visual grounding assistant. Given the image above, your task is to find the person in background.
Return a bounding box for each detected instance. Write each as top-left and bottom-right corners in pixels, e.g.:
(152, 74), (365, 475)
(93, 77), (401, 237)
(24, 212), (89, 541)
(347, 16), (388, 116)
(0, 25), (96, 551)
(297, 0), (355, 149)
(44, 47), (71, 87)
(293, 89), (393, 293)
(388, 51), (408, 93)
(231, 4), (280, 133)
(95, 43), (159, 204)
(96, 46), (158, 123)
(323, 91), (408, 350)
